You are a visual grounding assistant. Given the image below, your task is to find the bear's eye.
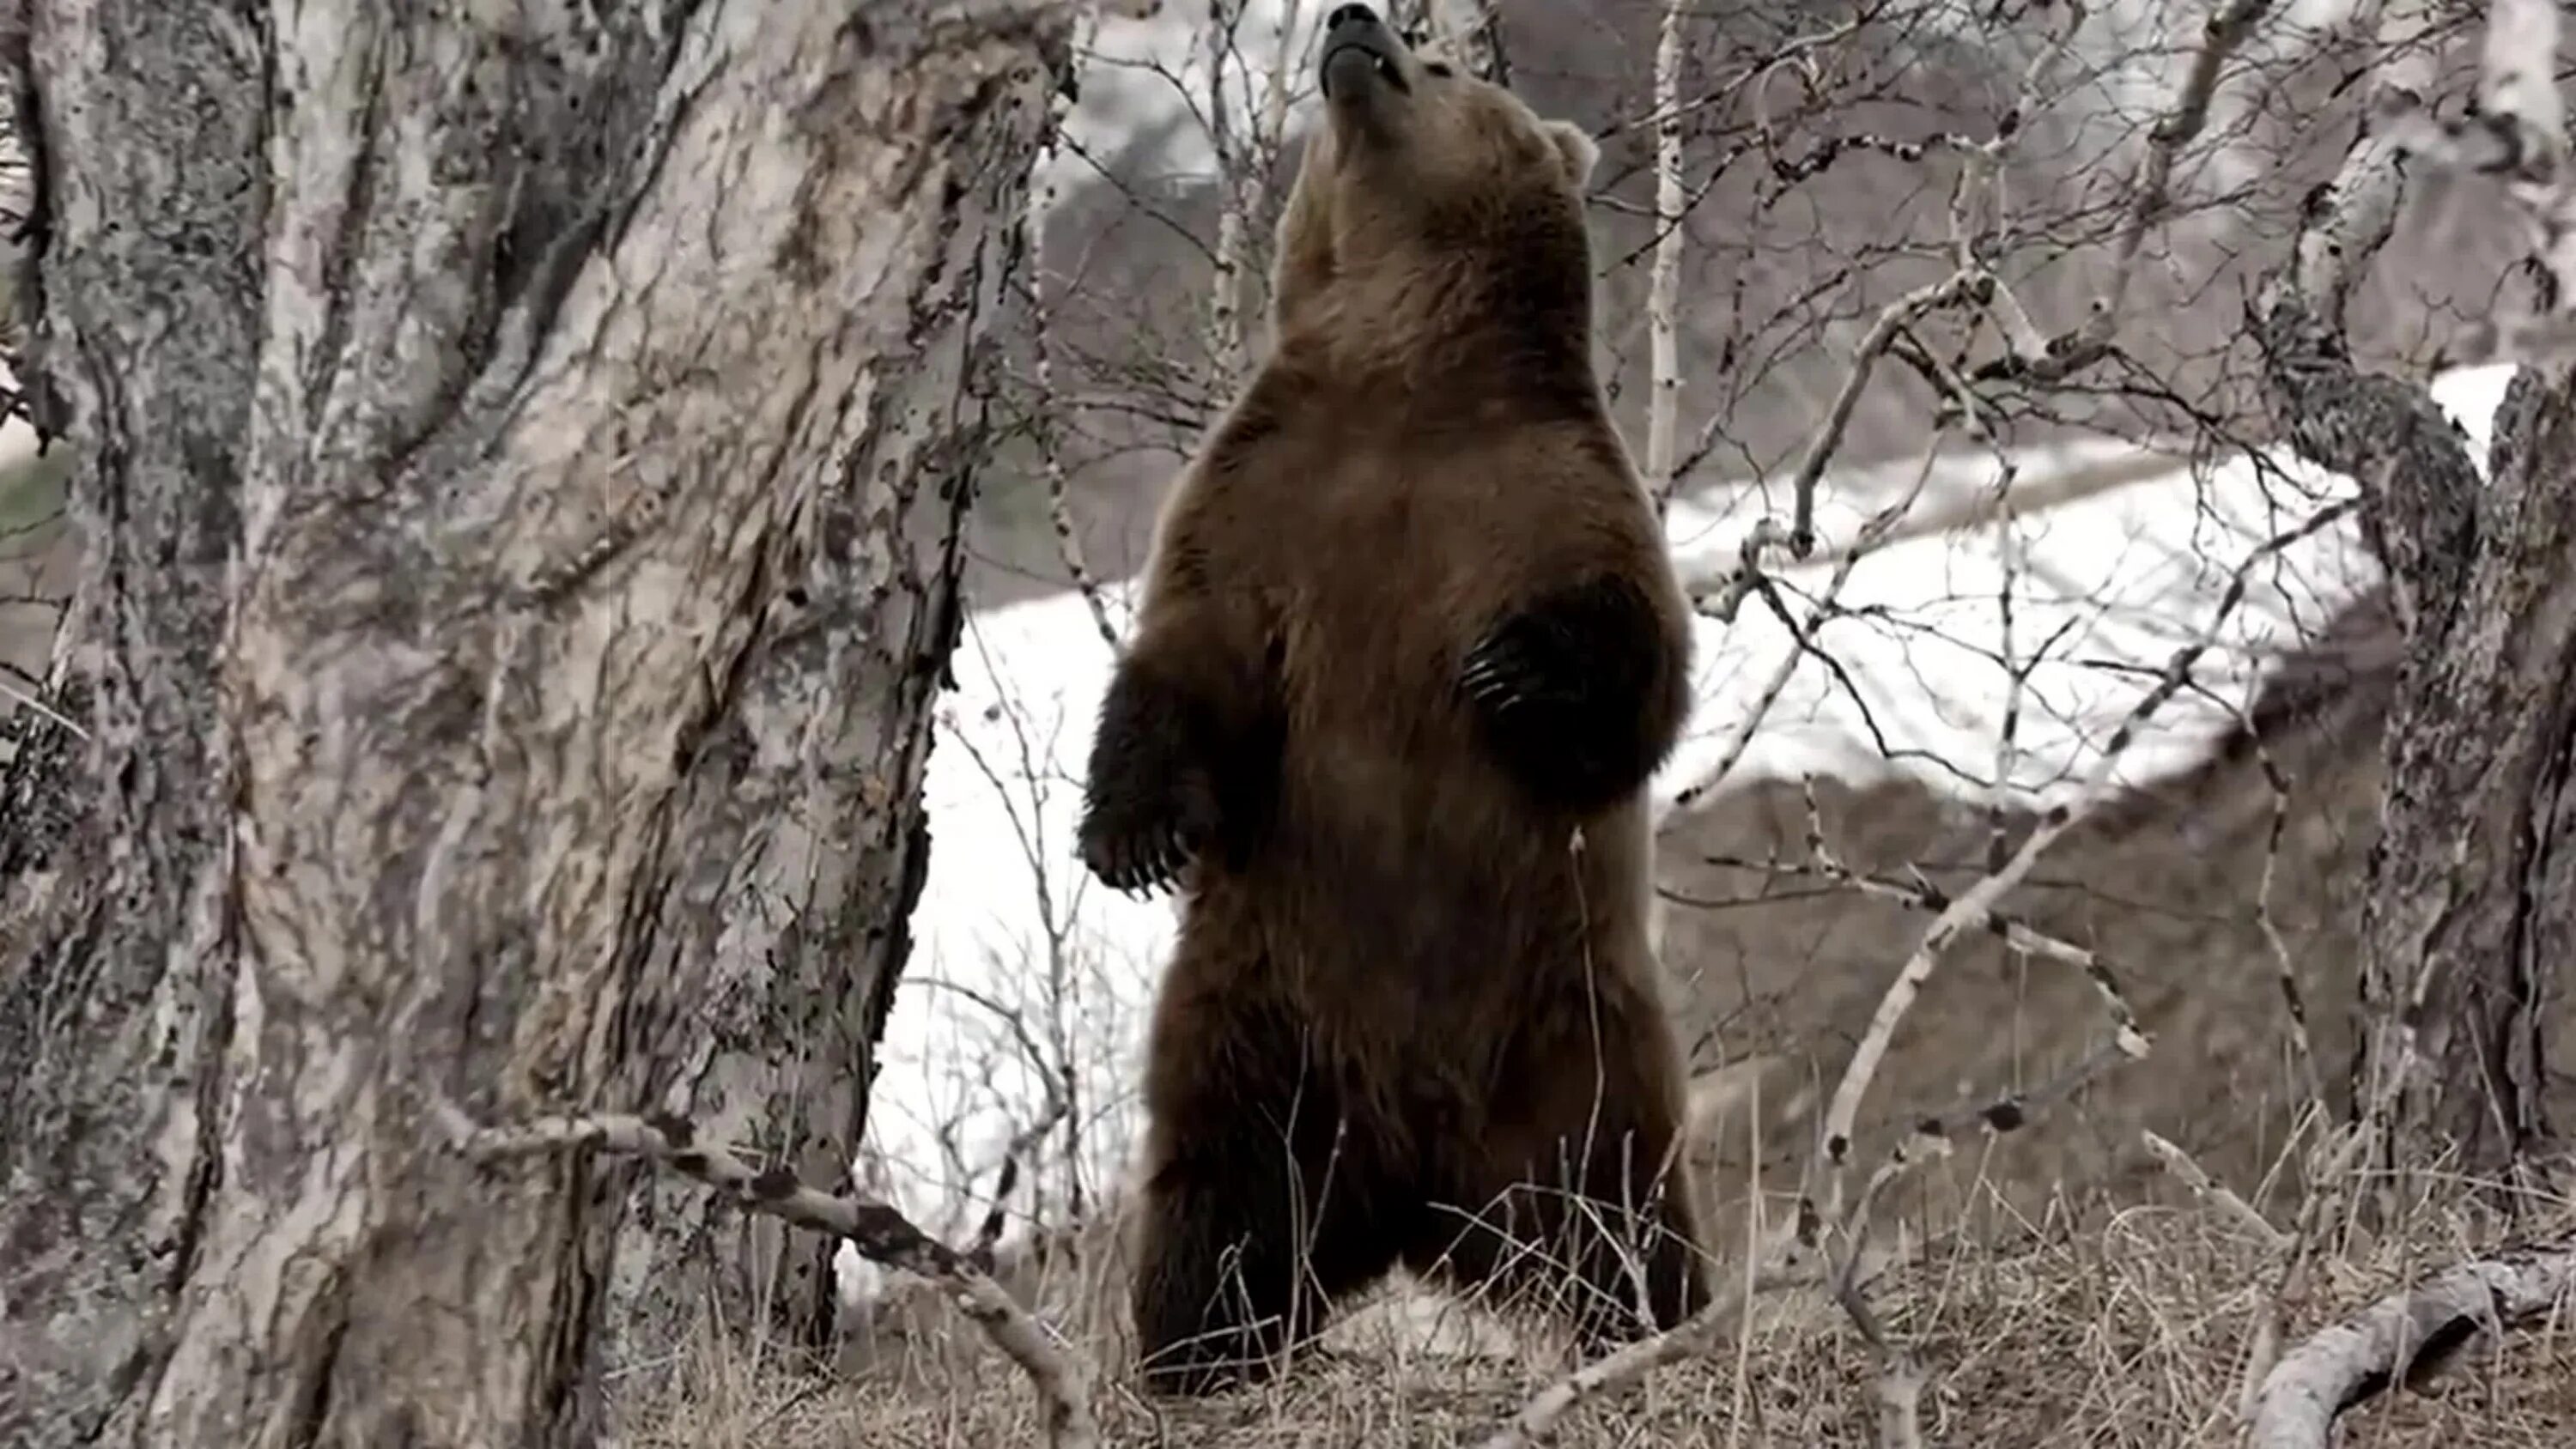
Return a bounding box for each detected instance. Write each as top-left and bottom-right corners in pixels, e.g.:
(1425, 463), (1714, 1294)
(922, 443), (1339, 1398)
(1423, 62), (1454, 78)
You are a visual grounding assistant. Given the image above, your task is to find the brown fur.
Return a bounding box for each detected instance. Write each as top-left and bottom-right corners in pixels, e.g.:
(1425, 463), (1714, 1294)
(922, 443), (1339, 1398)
(1076, 7), (1707, 1395)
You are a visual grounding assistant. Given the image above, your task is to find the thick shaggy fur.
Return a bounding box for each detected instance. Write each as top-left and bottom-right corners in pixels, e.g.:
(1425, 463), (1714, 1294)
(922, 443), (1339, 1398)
(1077, 7), (1708, 1395)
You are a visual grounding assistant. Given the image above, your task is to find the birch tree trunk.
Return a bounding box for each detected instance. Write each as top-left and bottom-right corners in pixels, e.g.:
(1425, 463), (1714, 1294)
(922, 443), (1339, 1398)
(2341, 361), (2573, 1183)
(2257, 270), (2568, 1189)
(0, 3), (1075, 1445)
(2239, 0), (2576, 1191)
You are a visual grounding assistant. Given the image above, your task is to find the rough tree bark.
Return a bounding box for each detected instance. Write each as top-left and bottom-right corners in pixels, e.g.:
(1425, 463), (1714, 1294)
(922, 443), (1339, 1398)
(0, 3), (1076, 1445)
(2252, 38), (2570, 1183)
(2330, 354), (2573, 1184)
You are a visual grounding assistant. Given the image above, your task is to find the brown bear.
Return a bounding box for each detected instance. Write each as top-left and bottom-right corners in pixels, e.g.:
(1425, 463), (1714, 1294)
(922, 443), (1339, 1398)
(1075, 3), (1709, 1395)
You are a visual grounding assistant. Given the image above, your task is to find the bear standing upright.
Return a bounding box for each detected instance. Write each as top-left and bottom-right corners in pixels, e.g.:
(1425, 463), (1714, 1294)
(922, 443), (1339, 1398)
(1076, 3), (1709, 1395)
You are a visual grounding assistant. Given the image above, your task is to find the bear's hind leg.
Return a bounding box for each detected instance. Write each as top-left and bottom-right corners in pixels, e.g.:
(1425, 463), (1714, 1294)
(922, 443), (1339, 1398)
(1130, 1003), (1406, 1394)
(1407, 1062), (1709, 1355)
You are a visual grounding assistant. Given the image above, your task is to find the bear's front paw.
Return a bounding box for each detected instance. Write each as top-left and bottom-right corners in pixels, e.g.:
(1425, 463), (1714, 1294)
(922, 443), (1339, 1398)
(1460, 613), (1580, 718)
(1077, 770), (1221, 897)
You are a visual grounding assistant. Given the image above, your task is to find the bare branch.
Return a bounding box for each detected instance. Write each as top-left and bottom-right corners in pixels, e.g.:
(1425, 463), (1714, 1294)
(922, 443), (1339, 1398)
(1817, 496), (2349, 1180)
(436, 1103), (1100, 1449)
(2092, 0), (2272, 326)
(0, 670), (82, 739)
(2295, 0), (2442, 329)
(2465, 0), (2573, 305)
(1783, 268), (1986, 557)
(1695, 778), (2149, 1057)
(1686, 15), (2079, 569)
(1671, 445), (1943, 817)
(2216, 683), (2332, 1121)
(1988, 0), (2279, 385)
(2366, 0), (2576, 349)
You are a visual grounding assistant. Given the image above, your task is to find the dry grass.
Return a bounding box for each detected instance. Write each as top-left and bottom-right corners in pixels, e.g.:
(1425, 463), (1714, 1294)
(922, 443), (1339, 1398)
(615, 1180), (2576, 1449)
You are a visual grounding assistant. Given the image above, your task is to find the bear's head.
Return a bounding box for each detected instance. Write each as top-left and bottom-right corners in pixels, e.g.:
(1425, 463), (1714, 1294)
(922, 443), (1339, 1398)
(1268, 4), (1601, 375)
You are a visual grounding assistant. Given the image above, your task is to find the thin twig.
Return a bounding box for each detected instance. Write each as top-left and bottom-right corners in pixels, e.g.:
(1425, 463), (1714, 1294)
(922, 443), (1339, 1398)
(1783, 269), (1986, 557)
(1024, 11), (1122, 652)
(1668, 445), (1943, 818)
(2143, 1129), (2291, 1248)
(1696, 781), (2149, 1058)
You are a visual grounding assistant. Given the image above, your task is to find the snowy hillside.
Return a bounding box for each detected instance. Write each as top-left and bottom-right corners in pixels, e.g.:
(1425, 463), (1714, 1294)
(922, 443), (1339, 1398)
(839, 365), (2517, 1302)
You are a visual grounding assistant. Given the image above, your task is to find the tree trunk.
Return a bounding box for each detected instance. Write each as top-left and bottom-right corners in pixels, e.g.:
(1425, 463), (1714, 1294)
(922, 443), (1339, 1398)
(2256, 300), (2569, 1187)
(0, 3), (1073, 1445)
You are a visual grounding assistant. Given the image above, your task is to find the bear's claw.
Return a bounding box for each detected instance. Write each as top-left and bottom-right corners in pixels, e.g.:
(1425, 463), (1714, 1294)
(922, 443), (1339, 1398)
(1460, 618), (1577, 716)
(1077, 773), (1218, 897)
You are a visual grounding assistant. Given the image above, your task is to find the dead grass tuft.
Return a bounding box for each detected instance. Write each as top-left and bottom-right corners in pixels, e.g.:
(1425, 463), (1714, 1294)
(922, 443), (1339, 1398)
(614, 1185), (2576, 1448)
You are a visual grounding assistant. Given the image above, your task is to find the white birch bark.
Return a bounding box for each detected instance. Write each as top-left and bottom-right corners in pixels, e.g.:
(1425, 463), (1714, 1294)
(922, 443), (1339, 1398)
(1643, 0), (1686, 519)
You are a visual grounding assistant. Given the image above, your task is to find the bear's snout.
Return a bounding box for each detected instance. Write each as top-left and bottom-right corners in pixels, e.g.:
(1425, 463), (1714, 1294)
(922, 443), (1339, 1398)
(1320, 5), (1408, 103)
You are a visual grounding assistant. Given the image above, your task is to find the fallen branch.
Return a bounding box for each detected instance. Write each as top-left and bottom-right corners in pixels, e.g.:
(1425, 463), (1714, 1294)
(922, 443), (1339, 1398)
(436, 1103), (1100, 1449)
(2246, 1235), (2576, 1449)
(1471, 1254), (1816, 1449)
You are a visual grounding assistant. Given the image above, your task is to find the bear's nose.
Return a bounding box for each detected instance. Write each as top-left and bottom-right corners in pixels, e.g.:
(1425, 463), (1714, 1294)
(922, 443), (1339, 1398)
(1326, 4), (1377, 31)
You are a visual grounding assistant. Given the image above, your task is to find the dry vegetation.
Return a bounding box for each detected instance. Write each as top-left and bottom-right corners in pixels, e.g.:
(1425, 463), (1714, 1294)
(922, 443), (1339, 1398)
(617, 1179), (2576, 1447)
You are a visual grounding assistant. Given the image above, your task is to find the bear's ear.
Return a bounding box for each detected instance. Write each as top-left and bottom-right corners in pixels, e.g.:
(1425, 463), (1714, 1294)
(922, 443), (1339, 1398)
(1546, 120), (1600, 189)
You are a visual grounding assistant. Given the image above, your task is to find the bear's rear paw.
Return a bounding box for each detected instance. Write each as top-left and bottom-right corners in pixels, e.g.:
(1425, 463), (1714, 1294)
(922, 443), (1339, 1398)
(1078, 769), (1221, 896)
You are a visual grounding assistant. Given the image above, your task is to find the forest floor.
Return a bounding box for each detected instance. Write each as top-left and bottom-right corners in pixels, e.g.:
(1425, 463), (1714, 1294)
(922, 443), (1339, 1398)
(617, 1189), (2576, 1449)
